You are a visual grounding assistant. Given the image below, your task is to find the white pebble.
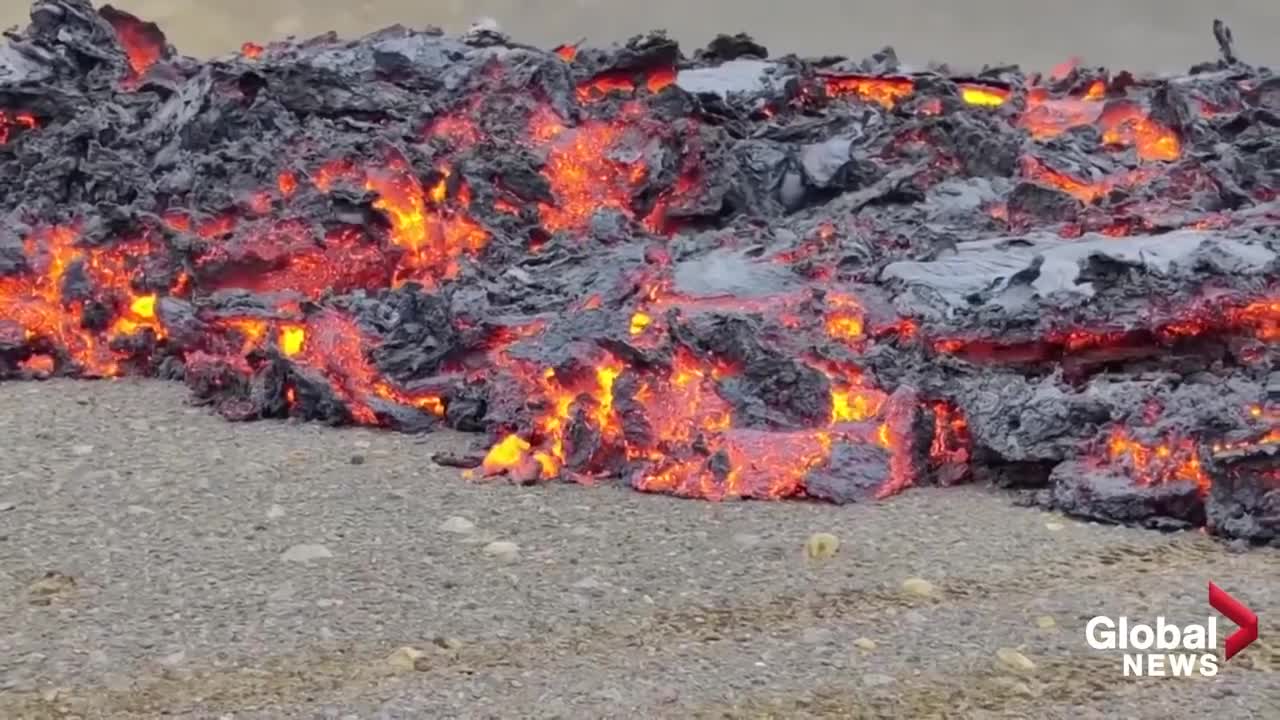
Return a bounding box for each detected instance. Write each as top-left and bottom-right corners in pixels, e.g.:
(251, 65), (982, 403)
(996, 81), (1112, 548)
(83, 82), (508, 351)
(280, 543), (333, 563)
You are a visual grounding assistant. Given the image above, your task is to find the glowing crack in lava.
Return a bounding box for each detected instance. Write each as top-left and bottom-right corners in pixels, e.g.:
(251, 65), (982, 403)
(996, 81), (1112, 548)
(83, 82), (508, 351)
(959, 84), (1011, 107)
(100, 6), (166, 85)
(1105, 427), (1210, 496)
(364, 155), (489, 285)
(1096, 101), (1181, 161)
(0, 109), (37, 144)
(1019, 155), (1158, 204)
(576, 67), (676, 103)
(822, 75), (915, 108)
(528, 105), (658, 233)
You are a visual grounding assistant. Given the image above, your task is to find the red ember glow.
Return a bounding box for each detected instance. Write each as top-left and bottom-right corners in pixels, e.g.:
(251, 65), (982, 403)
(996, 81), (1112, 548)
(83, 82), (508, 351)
(0, 109), (37, 144)
(101, 8), (166, 84)
(1105, 427), (1209, 496)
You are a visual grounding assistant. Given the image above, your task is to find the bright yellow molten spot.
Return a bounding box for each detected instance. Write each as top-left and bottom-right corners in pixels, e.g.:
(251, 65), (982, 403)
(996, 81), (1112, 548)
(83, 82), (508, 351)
(961, 86), (1008, 106)
(129, 294), (156, 318)
(483, 434), (531, 474)
(279, 325), (306, 356)
(629, 311), (652, 335)
(831, 389), (878, 423)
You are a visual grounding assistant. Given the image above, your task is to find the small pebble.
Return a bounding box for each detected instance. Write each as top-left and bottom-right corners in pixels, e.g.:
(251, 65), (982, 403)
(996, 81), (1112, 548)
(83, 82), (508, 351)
(804, 532), (840, 560)
(1035, 615), (1057, 630)
(266, 504), (286, 520)
(996, 647), (1037, 673)
(0, 501), (14, 512)
(902, 577), (936, 598)
(439, 516), (476, 534)
(29, 571), (76, 596)
(280, 543), (333, 563)
(1045, 521), (1065, 531)
(385, 646), (426, 672)
(853, 637), (877, 651)
(483, 540), (520, 562)
(71, 444), (94, 456)
(350, 454), (365, 465)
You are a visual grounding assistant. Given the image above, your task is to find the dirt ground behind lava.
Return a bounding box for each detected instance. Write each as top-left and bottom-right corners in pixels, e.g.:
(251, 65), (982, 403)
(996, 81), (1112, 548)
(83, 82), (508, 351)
(2, 0), (1280, 71)
(2, 1), (1280, 717)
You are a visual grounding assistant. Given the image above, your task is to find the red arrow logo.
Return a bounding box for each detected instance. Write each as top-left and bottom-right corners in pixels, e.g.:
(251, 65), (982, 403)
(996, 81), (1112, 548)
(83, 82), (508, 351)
(1209, 581), (1258, 661)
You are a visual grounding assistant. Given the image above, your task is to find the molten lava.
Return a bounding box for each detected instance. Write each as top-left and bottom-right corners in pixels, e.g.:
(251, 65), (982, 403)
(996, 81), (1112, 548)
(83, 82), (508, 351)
(822, 75), (915, 108)
(0, 109), (37, 144)
(100, 7), (166, 84)
(1105, 427), (1209, 496)
(1, 6), (1275, 538)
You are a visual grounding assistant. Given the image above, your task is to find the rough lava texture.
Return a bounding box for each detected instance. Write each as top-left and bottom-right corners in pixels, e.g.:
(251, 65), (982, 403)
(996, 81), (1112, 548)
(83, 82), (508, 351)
(0, 1), (1277, 544)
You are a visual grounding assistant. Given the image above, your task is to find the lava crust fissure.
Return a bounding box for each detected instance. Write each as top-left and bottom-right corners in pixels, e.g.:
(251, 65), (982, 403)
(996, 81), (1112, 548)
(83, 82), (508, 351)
(1, 1), (1277, 544)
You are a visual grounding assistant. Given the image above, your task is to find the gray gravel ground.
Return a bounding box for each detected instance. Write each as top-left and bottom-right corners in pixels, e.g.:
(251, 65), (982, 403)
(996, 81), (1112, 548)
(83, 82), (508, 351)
(0, 379), (1277, 718)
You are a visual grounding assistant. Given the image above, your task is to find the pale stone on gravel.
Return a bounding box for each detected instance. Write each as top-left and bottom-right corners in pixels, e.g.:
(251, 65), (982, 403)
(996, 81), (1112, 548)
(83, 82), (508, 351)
(996, 647), (1037, 673)
(71, 444), (94, 456)
(854, 637), (877, 651)
(29, 571), (76, 596)
(902, 577), (936, 598)
(440, 516), (476, 534)
(280, 543), (333, 563)
(266, 504), (286, 519)
(1035, 615), (1057, 629)
(0, 501), (14, 511)
(483, 540), (520, 562)
(1045, 521), (1065, 531)
(385, 646), (425, 672)
(804, 532), (840, 560)
(862, 673), (895, 687)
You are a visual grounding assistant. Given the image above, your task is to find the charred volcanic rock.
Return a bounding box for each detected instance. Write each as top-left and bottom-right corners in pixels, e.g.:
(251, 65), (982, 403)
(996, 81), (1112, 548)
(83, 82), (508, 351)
(1, 1), (1277, 545)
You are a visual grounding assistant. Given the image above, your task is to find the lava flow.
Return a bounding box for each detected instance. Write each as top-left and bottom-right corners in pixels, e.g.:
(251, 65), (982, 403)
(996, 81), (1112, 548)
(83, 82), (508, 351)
(1, 2), (1277, 545)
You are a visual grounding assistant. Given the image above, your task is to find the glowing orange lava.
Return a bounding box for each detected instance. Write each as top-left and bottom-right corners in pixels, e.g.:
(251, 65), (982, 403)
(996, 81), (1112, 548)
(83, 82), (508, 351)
(101, 8), (166, 84)
(823, 75), (915, 109)
(0, 226), (173, 376)
(959, 84), (1010, 107)
(576, 67), (676, 103)
(1106, 427), (1209, 496)
(1097, 101), (1181, 161)
(0, 109), (37, 144)
(528, 105), (653, 232)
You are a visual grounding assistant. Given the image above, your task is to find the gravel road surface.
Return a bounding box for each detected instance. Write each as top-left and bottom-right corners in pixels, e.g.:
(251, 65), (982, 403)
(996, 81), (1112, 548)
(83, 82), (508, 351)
(0, 380), (1276, 718)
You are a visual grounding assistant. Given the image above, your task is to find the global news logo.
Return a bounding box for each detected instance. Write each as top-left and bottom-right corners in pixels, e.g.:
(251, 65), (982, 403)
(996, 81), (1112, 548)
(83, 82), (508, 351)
(1084, 582), (1258, 677)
